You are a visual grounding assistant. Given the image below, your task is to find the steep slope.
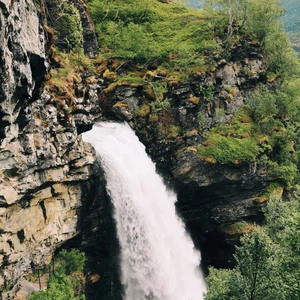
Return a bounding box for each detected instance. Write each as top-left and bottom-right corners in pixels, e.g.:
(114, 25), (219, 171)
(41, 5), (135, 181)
(88, 0), (299, 268)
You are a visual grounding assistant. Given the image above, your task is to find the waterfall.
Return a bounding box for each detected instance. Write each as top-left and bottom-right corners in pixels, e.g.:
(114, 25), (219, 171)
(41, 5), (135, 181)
(83, 122), (206, 300)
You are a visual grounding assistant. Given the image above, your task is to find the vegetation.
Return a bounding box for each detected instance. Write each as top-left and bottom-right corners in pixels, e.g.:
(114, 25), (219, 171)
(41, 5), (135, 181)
(203, 0), (299, 78)
(29, 249), (86, 300)
(196, 106), (262, 164)
(222, 222), (256, 235)
(45, 48), (97, 116)
(88, 0), (219, 70)
(40, 0), (300, 298)
(205, 197), (300, 300)
(46, 0), (83, 52)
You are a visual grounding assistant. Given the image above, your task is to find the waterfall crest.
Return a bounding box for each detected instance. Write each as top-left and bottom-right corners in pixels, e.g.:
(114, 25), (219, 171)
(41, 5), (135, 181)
(83, 122), (206, 300)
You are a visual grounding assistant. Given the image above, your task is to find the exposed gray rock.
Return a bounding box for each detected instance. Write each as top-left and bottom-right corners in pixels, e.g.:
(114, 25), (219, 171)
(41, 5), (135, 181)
(0, 0), (99, 292)
(0, 0), (46, 142)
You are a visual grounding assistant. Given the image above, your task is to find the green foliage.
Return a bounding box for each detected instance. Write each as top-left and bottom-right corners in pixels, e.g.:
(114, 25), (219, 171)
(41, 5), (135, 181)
(205, 267), (243, 300)
(48, 0), (83, 52)
(199, 85), (214, 102)
(247, 88), (278, 123)
(203, 0), (299, 79)
(197, 106), (262, 164)
(167, 125), (183, 139)
(89, 0), (217, 69)
(245, 86), (300, 188)
(30, 271), (75, 300)
(52, 68), (73, 79)
(59, 249), (86, 275)
(117, 74), (144, 85)
(222, 222), (255, 235)
(150, 98), (171, 113)
(198, 111), (206, 124)
(134, 104), (150, 117)
(206, 198), (300, 300)
(264, 198), (300, 299)
(197, 133), (261, 164)
(29, 249), (86, 300)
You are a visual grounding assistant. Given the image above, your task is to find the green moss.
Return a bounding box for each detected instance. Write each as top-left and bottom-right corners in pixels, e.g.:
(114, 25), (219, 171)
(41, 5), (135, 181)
(197, 106), (263, 164)
(197, 134), (261, 164)
(135, 104), (150, 117)
(221, 222), (256, 235)
(255, 183), (284, 203)
(52, 67), (73, 79)
(117, 74), (144, 85)
(88, 0), (218, 74)
(150, 98), (170, 113)
(267, 72), (277, 82)
(167, 125), (183, 139)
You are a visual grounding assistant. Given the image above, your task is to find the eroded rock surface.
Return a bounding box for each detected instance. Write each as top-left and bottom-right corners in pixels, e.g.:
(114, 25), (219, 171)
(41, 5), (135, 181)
(97, 36), (269, 268)
(0, 0), (99, 292)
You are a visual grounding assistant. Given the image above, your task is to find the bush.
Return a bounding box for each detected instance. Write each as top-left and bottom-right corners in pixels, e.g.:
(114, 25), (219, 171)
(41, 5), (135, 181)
(29, 249), (86, 300)
(59, 249), (86, 275)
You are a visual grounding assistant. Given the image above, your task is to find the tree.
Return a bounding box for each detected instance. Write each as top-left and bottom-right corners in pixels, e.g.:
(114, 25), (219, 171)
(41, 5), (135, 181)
(46, 0), (83, 52)
(205, 198), (300, 300)
(206, 229), (283, 300)
(59, 249), (86, 275)
(29, 249), (86, 300)
(204, 0), (283, 40)
(264, 199), (300, 299)
(29, 271), (75, 300)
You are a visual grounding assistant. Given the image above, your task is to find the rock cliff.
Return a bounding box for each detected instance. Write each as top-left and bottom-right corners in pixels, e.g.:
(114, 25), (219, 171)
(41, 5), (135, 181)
(0, 0), (100, 293)
(98, 36), (269, 267)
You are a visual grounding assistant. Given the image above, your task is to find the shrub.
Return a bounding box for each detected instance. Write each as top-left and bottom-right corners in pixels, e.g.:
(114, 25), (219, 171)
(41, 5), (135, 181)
(59, 249), (86, 275)
(29, 249), (86, 300)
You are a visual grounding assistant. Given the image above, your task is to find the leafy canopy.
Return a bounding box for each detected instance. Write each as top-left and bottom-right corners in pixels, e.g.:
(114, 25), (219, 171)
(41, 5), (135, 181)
(205, 197), (300, 300)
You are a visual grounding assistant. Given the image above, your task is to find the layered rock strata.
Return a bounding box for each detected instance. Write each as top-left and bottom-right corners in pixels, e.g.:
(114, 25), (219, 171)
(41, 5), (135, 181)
(97, 37), (268, 267)
(0, 0), (100, 292)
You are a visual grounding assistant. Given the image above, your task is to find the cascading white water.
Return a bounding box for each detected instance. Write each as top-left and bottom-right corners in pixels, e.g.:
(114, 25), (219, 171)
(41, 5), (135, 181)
(83, 122), (206, 300)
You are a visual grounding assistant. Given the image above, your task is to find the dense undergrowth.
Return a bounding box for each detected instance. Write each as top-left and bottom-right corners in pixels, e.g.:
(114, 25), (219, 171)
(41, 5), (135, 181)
(88, 0), (218, 68)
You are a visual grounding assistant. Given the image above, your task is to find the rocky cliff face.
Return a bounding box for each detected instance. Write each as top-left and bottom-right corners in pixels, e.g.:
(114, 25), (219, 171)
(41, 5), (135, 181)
(98, 37), (269, 267)
(0, 0), (101, 293)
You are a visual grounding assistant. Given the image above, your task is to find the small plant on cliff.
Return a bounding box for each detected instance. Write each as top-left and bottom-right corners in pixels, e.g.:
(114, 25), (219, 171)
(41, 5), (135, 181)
(46, 0), (83, 52)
